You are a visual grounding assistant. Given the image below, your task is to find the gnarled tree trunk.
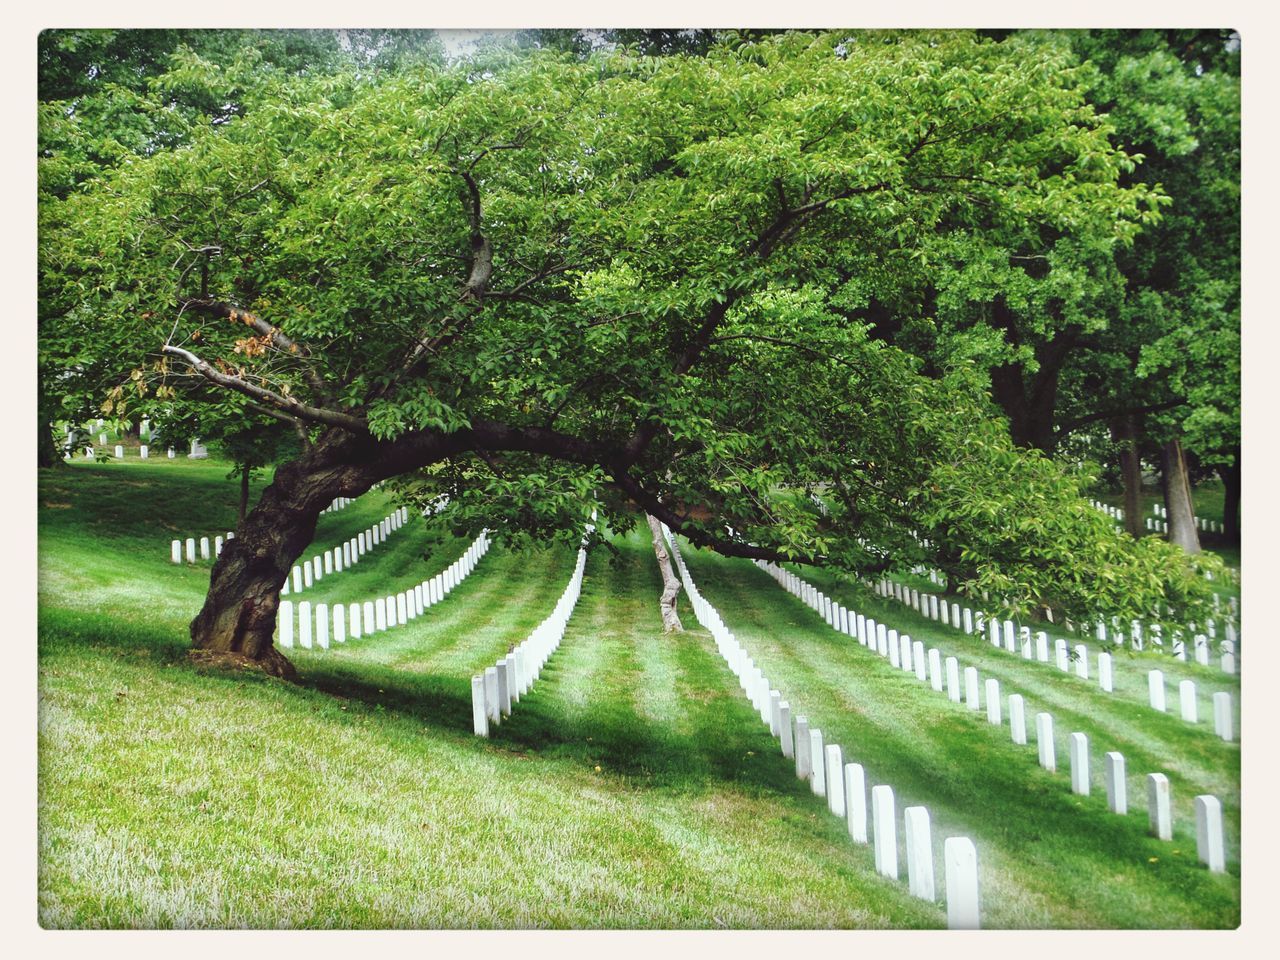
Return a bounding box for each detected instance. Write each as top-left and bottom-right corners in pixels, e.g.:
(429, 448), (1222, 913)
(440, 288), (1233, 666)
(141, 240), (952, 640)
(1161, 437), (1201, 554)
(645, 513), (684, 633)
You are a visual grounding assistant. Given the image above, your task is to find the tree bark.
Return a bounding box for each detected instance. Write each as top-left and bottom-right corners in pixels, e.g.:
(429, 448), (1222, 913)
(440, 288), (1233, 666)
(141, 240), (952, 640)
(645, 513), (684, 633)
(238, 467), (251, 526)
(1111, 413), (1145, 539)
(1218, 448), (1240, 542)
(37, 407), (60, 469)
(1161, 437), (1201, 554)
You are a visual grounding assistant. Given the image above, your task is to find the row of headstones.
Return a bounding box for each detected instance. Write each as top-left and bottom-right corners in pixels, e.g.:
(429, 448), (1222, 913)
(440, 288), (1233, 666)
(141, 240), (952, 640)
(472, 527), (594, 737)
(763, 561), (1231, 874)
(664, 528), (982, 928)
(1148, 671), (1235, 741)
(280, 506), (411, 593)
(870, 574), (1237, 738)
(276, 530), (491, 648)
(319, 496), (354, 515)
(1087, 498), (1225, 536)
(896, 568), (1238, 676)
(77, 441), (199, 461)
(170, 531), (236, 564)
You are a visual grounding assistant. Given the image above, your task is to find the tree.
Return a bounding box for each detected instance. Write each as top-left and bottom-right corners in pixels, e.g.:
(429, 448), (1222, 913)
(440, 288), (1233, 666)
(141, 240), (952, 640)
(43, 31), (1221, 676)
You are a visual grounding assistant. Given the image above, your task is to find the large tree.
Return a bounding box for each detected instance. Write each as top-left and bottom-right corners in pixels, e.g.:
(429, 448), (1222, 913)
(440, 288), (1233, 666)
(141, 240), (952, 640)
(42, 31), (1221, 676)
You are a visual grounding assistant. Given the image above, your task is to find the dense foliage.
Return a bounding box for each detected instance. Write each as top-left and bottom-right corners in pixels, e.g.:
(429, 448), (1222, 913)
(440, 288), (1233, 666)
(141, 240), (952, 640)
(40, 30), (1225, 644)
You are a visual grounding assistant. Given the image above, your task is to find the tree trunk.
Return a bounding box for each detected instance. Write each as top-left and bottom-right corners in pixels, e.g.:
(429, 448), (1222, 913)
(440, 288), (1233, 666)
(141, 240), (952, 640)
(1161, 437), (1201, 554)
(645, 513), (684, 633)
(190, 432), (382, 677)
(238, 467), (251, 525)
(1111, 413), (1145, 538)
(37, 406), (60, 469)
(1217, 449), (1240, 543)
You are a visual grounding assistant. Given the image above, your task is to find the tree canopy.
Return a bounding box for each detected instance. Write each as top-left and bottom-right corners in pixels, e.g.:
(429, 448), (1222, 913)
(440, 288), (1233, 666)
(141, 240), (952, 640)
(40, 29), (1225, 663)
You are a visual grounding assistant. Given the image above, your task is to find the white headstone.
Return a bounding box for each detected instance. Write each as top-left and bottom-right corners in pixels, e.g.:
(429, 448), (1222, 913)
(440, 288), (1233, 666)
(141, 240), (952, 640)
(349, 603), (361, 639)
(795, 717), (811, 780)
(1098, 652), (1113, 693)
(298, 601), (312, 649)
(1195, 795), (1226, 873)
(374, 598), (387, 632)
(472, 675), (488, 736)
(332, 604), (345, 644)
(214, 535), (223, 557)
(888, 630), (900, 668)
(484, 667), (500, 724)
(929, 649), (944, 693)
(844, 763), (867, 843)
(363, 601), (375, 633)
(1069, 732), (1089, 795)
(946, 657), (961, 703)
(1180, 680), (1198, 723)
(1035, 631), (1049, 662)
(170, 540), (181, 564)
(1055, 638), (1069, 672)
(963, 608), (973, 635)
(913, 641), (927, 682)
(139, 445), (148, 459)
(315, 603), (329, 649)
(396, 592), (408, 626)
(985, 679), (1001, 725)
(167, 447), (174, 459)
(1148, 773), (1173, 840)
(1074, 644), (1089, 679)
(303, 564), (313, 589)
(1020, 627), (1032, 660)
(1010, 694), (1027, 743)
(1105, 751), (1127, 814)
(779, 702), (794, 758)
(291, 566), (303, 592)
(1035, 713), (1055, 771)
(1194, 634), (1210, 666)
(199, 536), (210, 560)
(871, 785), (898, 879)
(809, 729), (826, 797)
(1213, 692), (1234, 742)
(769, 690), (782, 737)
(1148, 670), (1166, 712)
(825, 744), (846, 817)
(963, 667), (981, 711)
(898, 633), (913, 672)
(185, 538), (196, 564)
(904, 806), (936, 901)
(278, 600), (293, 648)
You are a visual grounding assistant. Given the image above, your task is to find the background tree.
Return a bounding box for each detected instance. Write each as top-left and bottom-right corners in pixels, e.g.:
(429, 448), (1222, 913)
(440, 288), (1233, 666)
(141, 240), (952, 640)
(42, 31), (1222, 676)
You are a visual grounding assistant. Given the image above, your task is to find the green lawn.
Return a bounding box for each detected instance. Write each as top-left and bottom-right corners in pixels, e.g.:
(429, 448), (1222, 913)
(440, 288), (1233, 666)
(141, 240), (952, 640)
(37, 459), (1241, 928)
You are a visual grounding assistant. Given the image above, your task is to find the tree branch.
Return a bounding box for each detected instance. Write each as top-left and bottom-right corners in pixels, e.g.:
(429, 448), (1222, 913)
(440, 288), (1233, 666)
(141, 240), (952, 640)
(1056, 399), (1188, 437)
(162, 344), (368, 433)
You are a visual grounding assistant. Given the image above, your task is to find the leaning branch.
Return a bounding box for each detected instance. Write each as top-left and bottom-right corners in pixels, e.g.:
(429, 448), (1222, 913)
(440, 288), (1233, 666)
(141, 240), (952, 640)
(162, 344), (368, 433)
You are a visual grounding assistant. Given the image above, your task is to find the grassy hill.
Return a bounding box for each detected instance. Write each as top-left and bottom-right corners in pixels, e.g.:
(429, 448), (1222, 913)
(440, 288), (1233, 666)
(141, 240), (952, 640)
(37, 457), (1241, 928)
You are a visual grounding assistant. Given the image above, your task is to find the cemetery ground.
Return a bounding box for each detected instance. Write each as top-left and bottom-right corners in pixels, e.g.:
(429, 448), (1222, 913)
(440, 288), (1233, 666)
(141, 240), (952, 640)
(37, 456), (1240, 928)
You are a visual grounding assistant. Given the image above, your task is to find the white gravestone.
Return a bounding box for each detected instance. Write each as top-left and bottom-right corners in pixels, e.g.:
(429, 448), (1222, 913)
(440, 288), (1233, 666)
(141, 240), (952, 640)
(472, 675), (488, 736)
(964, 667), (981, 711)
(929, 649), (944, 693)
(1069, 732), (1089, 795)
(1105, 752), (1127, 814)
(985, 679), (1001, 725)
(904, 806), (935, 901)
(809, 729), (826, 797)
(963, 608), (973, 635)
(1074, 644), (1089, 679)
(332, 604), (345, 644)
(913, 641), (927, 683)
(944, 837), (981, 929)
(1148, 773), (1173, 840)
(899, 634), (912, 672)
(888, 630), (900, 668)
(871, 785), (898, 879)
(324, 552), (333, 575)
(1035, 713), (1055, 771)
(315, 603), (329, 649)
(1194, 634), (1210, 666)
(396, 593), (408, 625)
(363, 600), (375, 633)
(845, 763), (868, 843)
(1195, 795), (1226, 873)
(214, 535), (223, 557)
(1180, 680), (1198, 723)
(185, 538), (196, 564)
(349, 603), (361, 640)
(484, 667), (500, 724)
(1099, 652), (1113, 693)
(1213, 692), (1234, 742)
(170, 540), (181, 564)
(945, 657), (961, 703)
(139, 445), (148, 459)
(167, 447), (174, 459)
(303, 564), (312, 589)
(199, 537), (210, 560)
(298, 601), (312, 649)
(1020, 627), (1032, 660)
(952, 605), (961, 630)
(769, 690), (782, 737)
(1148, 670), (1166, 711)
(825, 744), (846, 817)
(496, 662), (511, 717)
(1035, 631), (1049, 662)
(795, 717), (811, 780)
(291, 567), (302, 592)
(1055, 638), (1069, 672)
(779, 702), (794, 759)
(278, 600), (293, 648)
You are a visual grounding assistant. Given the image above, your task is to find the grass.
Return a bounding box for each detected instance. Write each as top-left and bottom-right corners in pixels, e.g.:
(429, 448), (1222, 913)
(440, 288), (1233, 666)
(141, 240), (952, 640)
(37, 459), (1241, 928)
